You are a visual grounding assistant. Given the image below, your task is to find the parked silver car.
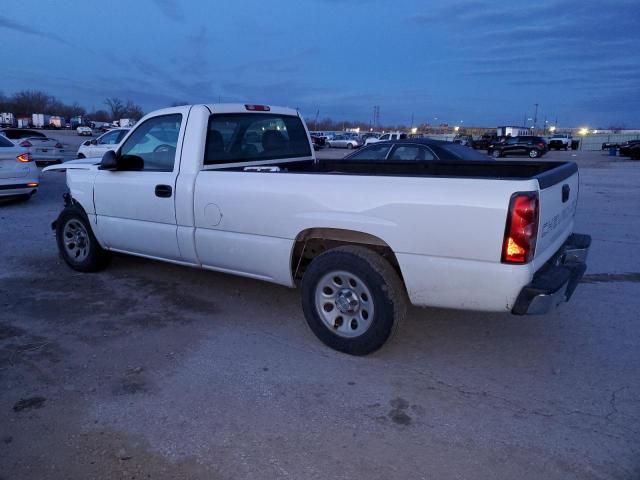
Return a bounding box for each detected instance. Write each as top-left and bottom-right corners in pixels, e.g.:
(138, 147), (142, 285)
(0, 128), (66, 165)
(0, 134), (39, 200)
(326, 134), (362, 149)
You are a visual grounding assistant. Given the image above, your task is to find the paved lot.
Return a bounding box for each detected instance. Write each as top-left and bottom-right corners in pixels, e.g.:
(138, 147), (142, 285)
(1, 148), (639, 479)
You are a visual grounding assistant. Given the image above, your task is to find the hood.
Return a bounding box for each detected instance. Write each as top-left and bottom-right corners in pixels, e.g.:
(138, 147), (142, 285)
(42, 157), (101, 172)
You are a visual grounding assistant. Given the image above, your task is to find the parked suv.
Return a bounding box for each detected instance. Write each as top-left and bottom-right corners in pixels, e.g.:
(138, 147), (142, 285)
(488, 136), (547, 159)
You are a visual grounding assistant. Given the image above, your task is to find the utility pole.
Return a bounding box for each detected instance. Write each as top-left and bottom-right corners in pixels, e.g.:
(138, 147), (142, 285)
(372, 105), (380, 130)
(523, 112), (527, 127)
(533, 103), (539, 131)
(410, 112), (414, 129)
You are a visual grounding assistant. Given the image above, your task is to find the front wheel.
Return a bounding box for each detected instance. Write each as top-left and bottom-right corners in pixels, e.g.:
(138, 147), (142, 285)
(56, 206), (110, 272)
(491, 149), (502, 158)
(528, 148), (540, 158)
(301, 246), (407, 355)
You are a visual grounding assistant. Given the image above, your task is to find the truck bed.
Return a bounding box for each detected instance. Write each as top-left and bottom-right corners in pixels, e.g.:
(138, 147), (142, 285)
(222, 159), (577, 189)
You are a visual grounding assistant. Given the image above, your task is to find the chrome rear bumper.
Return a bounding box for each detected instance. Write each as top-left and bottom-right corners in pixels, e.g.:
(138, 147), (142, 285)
(512, 233), (591, 315)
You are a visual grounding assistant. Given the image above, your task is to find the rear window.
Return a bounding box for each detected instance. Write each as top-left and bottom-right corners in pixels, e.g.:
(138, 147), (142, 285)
(0, 135), (14, 147)
(204, 113), (311, 165)
(1, 129), (46, 139)
(437, 143), (491, 161)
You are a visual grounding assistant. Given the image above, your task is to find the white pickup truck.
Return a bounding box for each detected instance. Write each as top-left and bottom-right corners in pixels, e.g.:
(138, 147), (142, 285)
(548, 133), (573, 150)
(44, 103), (590, 355)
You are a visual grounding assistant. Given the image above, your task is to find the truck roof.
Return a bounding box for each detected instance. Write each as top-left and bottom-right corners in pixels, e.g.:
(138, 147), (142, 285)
(204, 103), (300, 116)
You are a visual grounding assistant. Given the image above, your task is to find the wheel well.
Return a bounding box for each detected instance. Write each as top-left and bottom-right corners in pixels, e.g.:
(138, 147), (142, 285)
(291, 228), (405, 285)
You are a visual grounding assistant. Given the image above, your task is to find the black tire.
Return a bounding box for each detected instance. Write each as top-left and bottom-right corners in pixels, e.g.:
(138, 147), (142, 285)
(347, 143), (354, 149)
(56, 205), (110, 272)
(77, 153), (86, 159)
(491, 149), (502, 158)
(301, 246), (407, 355)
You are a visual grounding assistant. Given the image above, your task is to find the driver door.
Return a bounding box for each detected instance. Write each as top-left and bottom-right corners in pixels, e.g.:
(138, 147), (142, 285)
(93, 113), (185, 261)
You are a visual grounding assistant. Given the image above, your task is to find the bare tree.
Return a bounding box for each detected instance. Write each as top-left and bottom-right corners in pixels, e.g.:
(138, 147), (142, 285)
(122, 100), (144, 120)
(104, 97), (124, 120)
(88, 110), (110, 122)
(10, 90), (54, 117)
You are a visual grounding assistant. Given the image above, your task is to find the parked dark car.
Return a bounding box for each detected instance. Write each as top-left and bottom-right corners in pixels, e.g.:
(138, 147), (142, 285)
(601, 141), (622, 150)
(473, 134), (499, 150)
(488, 136), (547, 159)
(343, 138), (493, 162)
(310, 135), (326, 151)
(619, 140), (640, 157)
(0, 128), (48, 141)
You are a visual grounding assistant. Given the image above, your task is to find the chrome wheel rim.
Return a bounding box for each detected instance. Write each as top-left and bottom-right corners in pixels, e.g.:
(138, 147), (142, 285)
(492, 150), (500, 158)
(314, 270), (374, 338)
(63, 219), (90, 262)
(529, 150), (538, 158)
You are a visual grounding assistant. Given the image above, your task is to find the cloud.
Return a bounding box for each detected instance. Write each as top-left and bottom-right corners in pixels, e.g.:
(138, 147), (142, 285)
(0, 15), (71, 45)
(151, 0), (184, 21)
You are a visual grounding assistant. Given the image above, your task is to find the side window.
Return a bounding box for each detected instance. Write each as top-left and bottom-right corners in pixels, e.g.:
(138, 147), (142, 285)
(507, 137), (518, 144)
(99, 130), (121, 145)
(346, 143), (391, 160)
(379, 134), (390, 141)
(389, 145), (435, 161)
(119, 114), (182, 171)
(204, 113), (311, 165)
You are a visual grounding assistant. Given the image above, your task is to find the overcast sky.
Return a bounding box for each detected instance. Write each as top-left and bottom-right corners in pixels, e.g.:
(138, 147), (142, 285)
(1, 0), (638, 127)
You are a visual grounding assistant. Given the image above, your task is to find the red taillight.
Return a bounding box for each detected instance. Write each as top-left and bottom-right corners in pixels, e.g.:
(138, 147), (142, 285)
(502, 192), (539, 264)
(245, 104), (270, 111)
(20, 140), (32, 147)
(16, 153), (32, 163)
(55, 142), (63, 148)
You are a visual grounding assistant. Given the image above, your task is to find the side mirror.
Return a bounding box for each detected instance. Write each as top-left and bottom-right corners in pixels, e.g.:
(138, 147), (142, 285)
(98, 150), (119, 170)
(90, 139), (98, 145)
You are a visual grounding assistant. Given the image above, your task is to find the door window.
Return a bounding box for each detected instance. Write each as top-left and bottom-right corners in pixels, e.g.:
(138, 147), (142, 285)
(346, 143), (391, 160)
(119, 114), (182, 171)
(98, 130), (123, 145)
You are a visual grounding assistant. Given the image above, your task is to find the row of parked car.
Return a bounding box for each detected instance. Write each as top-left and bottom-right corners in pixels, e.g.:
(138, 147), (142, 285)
(601, 139), (640, 159)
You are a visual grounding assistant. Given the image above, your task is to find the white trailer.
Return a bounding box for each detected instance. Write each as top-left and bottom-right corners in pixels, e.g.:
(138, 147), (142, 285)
(497, 126), (531, 137)
(0, 112), (15, 127)
(17, 117), (31, 128)
(49, 116), (66, 129)
(32, 113), (51, 128)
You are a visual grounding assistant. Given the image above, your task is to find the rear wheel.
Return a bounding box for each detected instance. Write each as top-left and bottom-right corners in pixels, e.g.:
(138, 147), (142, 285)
(301, 246), (407, 355)
(491, 149), (502, 158)
(347, 143), (354, 149)
(56, 205), (110, 272)
(528, 149), (540, 158)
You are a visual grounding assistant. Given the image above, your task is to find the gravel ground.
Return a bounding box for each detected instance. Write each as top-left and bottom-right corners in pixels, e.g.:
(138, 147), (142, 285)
(0, 147), (638, 479)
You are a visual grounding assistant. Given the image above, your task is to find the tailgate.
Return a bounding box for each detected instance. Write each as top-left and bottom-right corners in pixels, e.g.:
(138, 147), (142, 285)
(535, 166), (579, 263)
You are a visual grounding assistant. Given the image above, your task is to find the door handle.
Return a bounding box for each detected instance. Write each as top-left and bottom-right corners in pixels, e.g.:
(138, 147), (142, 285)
(155, 184), (172, 198)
